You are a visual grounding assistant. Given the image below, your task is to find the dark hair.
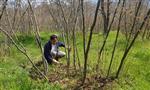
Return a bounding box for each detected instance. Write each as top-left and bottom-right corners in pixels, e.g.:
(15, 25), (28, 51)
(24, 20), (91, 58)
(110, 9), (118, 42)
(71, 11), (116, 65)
(50, 34), (57, 40)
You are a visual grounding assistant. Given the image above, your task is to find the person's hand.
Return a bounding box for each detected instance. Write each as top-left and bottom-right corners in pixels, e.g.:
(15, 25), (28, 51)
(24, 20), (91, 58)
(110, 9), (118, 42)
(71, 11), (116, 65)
(52, 59), (60, 65)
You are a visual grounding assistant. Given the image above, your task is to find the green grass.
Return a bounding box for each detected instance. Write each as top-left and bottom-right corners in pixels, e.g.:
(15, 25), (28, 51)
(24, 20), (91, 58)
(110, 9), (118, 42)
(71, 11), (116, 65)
(0, 31), (150, 90)
(0, 32), (61, 90)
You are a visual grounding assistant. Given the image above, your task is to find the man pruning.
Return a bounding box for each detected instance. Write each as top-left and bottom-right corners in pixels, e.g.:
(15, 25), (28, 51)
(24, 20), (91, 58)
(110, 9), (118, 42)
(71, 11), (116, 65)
(44, 34), (69, 64)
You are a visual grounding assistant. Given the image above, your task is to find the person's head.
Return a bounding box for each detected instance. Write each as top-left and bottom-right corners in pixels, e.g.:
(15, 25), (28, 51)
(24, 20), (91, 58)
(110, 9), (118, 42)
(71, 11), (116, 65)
(50, 34), (58, 44)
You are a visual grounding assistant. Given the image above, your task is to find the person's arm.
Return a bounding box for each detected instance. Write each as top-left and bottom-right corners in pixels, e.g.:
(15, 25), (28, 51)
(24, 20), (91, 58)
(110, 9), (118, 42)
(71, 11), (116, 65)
(58, 42), (65, 47)
(58, 42), (71, 51)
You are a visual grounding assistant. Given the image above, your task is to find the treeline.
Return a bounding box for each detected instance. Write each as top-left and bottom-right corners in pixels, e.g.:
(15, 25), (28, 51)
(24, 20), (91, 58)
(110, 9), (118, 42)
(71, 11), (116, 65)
(0, 0), (150, 38)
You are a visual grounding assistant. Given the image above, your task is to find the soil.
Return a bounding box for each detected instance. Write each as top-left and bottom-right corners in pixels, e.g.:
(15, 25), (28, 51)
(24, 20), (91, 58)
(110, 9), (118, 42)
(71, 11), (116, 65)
(28, 62), (115, 90)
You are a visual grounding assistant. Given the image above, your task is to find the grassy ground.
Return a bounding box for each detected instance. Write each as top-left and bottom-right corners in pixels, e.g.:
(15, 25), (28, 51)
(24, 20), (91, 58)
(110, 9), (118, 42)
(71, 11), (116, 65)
(0, 31), (150, 90)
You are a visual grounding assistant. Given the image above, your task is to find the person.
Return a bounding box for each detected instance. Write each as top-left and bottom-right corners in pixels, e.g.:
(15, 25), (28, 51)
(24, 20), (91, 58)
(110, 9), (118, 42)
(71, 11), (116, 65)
(44, 34), (68, 64)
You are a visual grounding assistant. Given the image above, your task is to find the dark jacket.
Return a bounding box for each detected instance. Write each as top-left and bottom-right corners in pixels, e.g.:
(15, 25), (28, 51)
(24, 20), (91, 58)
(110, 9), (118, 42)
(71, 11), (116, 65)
(44, 40), (65, 62)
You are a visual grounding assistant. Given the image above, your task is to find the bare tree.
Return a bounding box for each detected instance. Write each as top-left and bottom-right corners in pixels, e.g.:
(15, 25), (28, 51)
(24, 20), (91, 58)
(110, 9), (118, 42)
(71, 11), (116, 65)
(27, 0), (48, 75)
(96, 0), (121, 73)
(0, 0), (48, 80)
(115, 4), (150, 78)
(107, 0), (126, 77)
(82, 0), (101, 84)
